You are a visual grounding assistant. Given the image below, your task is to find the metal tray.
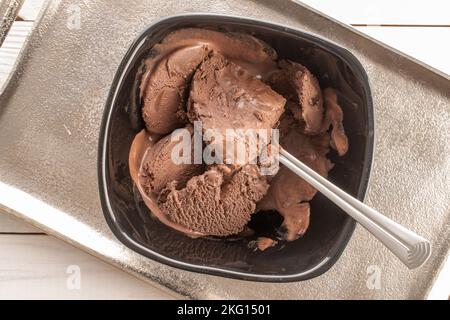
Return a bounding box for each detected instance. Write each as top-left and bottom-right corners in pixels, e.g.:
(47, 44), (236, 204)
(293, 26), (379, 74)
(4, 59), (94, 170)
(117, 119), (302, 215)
(0, 0), (449, 299)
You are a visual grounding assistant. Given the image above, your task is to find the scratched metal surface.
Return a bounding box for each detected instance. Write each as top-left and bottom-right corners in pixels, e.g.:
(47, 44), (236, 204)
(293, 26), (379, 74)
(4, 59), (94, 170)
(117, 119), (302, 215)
(0, 0), (449, 299)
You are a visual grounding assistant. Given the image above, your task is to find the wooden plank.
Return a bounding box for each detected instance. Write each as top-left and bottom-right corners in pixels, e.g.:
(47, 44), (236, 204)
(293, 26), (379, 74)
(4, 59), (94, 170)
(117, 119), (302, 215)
(354, 26), (450, 75)
(0, 213), (41, 233)
(298, 0), (450, 25)
(0, 235), (175, 299)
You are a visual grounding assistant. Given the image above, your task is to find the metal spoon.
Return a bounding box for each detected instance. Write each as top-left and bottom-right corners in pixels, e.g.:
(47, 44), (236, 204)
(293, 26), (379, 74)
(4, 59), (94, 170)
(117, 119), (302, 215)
(279, 147), (431, 269)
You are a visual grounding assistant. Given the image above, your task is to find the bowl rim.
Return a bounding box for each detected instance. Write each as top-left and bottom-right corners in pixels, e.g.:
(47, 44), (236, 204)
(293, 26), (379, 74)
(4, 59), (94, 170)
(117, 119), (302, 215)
(98, 13), (375, 282)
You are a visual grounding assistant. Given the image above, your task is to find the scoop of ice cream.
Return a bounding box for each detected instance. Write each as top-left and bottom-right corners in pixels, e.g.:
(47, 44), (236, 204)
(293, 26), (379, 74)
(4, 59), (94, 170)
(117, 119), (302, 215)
(140, 45), (211, 135)
(139, 126), (205, 197)
(160, 28), (278, 77)
(188, 53), (285, 164)
(189, 53), (285, 132)
(269, 60), (324, 135)
(159, 165), (269, 236)
(140, 28), (278, 135)
(129, 129), (205, 237)
(321, 88), (349, 156)
(258, 115), (333, 241)
(129, 129), (269, 237)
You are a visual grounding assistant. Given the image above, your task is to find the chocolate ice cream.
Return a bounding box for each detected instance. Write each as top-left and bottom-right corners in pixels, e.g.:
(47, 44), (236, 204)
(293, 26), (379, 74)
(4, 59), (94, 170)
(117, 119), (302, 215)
(322, 88), (349, 156)
(129, 28), (349, 248)
(188, 53), (285, 134)
(140, 28), (277, 135)
(188, 53), (285, 164)
(258, 115), (333, 241)
(160, 164), (269, 236)
(269, 60), (324, 135)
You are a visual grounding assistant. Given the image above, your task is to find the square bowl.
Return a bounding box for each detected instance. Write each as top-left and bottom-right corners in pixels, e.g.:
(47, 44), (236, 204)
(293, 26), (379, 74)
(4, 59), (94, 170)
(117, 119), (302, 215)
(98, 14), (374, 282)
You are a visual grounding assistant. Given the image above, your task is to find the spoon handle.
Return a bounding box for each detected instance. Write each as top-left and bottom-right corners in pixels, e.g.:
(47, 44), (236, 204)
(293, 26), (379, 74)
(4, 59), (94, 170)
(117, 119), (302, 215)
(279, 148), (431, 269)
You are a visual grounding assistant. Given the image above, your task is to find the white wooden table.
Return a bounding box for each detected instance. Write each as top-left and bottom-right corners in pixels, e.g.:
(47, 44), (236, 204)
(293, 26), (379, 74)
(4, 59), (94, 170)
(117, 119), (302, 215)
(0, 0), (449, 299)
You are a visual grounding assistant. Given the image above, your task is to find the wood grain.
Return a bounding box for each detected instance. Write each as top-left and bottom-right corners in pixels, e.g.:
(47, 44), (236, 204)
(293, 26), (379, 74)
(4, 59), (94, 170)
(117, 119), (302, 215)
(0, 234), (175, 299)
(0, 212), (41, 233)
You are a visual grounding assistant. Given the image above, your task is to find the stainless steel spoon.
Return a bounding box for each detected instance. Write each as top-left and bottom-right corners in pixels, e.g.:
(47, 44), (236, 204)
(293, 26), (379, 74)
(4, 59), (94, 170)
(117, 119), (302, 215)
(279, 148), (431, 269)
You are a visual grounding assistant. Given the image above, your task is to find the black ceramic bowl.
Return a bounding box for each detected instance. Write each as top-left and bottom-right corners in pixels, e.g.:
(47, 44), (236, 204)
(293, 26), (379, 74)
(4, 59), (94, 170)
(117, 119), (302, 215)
(98, 14), (374, 282)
